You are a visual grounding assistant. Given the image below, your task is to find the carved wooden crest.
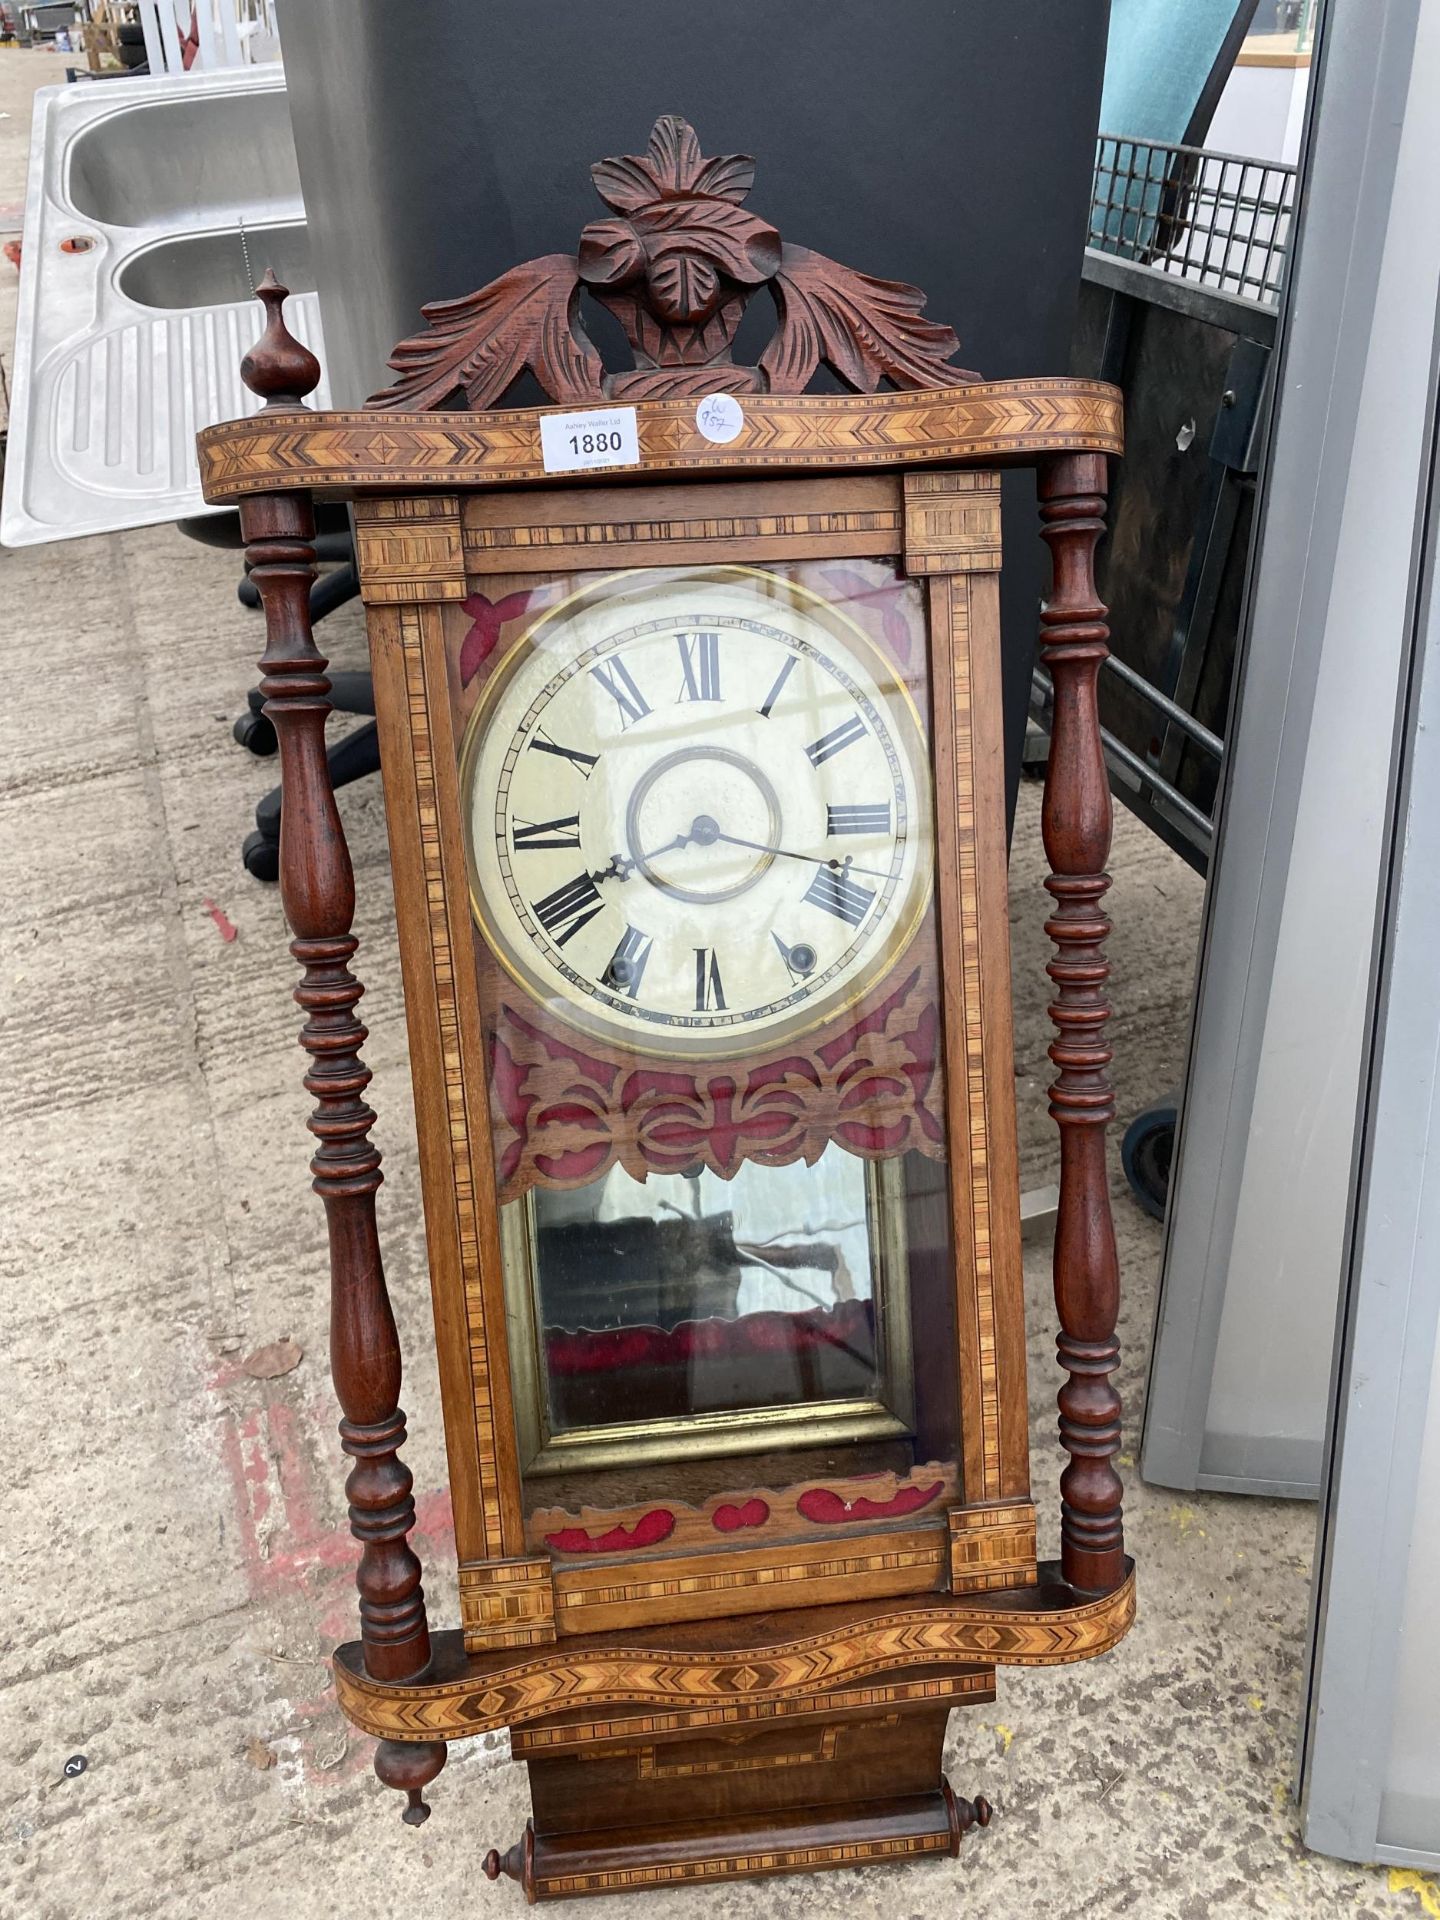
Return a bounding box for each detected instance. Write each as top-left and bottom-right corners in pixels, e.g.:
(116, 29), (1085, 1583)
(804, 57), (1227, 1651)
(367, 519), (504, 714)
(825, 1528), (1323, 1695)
(369, 115), (979, 410)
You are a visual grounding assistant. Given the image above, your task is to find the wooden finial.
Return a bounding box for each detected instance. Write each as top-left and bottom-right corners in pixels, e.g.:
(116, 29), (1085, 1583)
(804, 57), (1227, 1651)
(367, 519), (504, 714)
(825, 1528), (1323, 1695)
(943, 1782), (995, 1853)
(374, 1736), (447, 1827)
(240, 268), (321, 409)
(483, 1828), (535, 1893)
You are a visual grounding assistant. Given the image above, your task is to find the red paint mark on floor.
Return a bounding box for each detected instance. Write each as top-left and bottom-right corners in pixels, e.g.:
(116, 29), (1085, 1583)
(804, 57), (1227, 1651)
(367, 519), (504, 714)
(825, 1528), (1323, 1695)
(202, 897), (239, 942)
(209, 1363), (454, 1786)
(214, 1384), (453, 1597)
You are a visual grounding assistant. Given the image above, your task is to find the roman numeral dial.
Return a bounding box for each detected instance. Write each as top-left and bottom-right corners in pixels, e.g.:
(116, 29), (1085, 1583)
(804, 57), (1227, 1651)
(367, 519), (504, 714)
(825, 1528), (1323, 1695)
(804, 716), (867, 766)
(601, 926), (653, 998)
(589, 656), (651, 728)
(803, 861), (877, 927)
(676, 631), (721, 702)
(694, 948), (726, 1011)
(464, 566), (931, 1058)
(531, 872), (604, 946)
(759, 654), (797, 718)
(513, 814), (582, 851)
(828, 803), (891, 836)
(528, 729), (598, 776)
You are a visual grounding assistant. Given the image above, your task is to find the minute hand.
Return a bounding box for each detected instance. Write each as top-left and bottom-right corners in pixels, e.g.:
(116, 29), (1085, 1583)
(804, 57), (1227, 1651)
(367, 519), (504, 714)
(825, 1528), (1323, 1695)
(713, 830), (892, 881)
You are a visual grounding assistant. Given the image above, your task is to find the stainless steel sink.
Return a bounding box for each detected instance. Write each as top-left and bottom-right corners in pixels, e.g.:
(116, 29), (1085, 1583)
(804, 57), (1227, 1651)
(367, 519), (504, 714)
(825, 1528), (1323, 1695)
(65, 85), (303, 227)
(117, 221), (312, 309)
(1, 66), (331, 548)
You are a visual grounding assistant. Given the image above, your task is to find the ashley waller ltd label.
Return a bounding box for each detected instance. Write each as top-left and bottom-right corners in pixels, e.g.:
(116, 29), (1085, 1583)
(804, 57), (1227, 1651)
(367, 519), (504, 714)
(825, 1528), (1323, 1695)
(538, 406), (641, 475)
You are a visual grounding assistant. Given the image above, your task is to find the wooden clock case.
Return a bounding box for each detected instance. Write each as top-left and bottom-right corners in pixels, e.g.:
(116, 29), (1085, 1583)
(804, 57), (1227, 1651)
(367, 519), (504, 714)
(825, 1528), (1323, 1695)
(199, 118), (1132, 1901)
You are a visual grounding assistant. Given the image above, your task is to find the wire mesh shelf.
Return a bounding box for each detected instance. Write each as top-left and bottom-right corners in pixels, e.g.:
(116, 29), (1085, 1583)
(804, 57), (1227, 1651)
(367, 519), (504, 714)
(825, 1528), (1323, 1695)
(1089, 132), (1297, 306)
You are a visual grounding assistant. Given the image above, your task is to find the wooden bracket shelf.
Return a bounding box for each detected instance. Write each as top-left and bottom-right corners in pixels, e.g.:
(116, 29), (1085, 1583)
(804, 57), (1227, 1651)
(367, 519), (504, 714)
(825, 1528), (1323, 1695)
(333, 1563), (1135, 1744)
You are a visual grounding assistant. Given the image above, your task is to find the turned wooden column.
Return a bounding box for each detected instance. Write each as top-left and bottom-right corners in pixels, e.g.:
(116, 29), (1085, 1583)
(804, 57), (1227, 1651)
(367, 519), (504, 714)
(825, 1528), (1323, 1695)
(238, 274), (447, 1822)
(1037, 451), (1125, 1596)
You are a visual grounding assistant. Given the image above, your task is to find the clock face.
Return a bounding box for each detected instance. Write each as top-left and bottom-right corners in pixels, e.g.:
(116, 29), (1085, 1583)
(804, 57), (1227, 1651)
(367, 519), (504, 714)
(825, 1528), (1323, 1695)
(461, 565), (932, 1057)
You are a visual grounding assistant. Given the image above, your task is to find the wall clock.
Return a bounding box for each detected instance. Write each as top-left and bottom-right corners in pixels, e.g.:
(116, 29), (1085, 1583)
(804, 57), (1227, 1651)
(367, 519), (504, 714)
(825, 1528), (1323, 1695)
(200, 115), (1132, 1902)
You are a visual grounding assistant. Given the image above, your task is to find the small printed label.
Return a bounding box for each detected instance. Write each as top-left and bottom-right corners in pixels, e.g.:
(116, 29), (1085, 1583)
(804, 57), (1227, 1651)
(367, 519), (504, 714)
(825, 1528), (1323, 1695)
(695, 392), (745, 444)
(539, 406), (640, 474)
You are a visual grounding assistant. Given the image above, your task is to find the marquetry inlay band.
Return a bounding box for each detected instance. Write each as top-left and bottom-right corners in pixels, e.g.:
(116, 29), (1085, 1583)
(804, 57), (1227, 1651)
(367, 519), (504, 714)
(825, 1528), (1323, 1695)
(951, 575), (1003, 1499)
(465, 506), (901, 558)
(457, 1555), (556, 1648)
(535, 1829), (952, 1897)
(399, 601), (511, 1564)
(354, 494), (465, 600)
(948, 1501), (1039, 1594)
(903, 471), (1003, 573)
(334, 1568), (1135, 1743)
(197, 379), (1123, 503)
(554, 1540), (943, 1616)
(508, 1671), (994, 1756)
(633, 1725), (844, 1778)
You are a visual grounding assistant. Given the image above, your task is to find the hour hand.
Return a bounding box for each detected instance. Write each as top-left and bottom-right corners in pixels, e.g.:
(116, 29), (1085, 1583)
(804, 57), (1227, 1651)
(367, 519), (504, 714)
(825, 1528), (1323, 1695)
(592, 825), (693, 888)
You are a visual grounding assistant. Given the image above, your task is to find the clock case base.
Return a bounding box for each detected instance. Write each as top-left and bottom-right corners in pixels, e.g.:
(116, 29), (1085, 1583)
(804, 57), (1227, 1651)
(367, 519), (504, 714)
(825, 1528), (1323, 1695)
(493, 1773), (986, 1902)
(337, 1568), (1134, 1892)
(496, 1665), (991, 1899)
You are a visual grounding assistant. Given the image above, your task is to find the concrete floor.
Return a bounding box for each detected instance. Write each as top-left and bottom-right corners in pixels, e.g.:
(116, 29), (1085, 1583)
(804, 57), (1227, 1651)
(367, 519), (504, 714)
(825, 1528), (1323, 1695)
(1, 46), (1432, 1920)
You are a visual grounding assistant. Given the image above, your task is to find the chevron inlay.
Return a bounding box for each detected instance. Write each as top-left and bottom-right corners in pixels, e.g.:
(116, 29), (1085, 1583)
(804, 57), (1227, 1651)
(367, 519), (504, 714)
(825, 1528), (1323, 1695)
(198, 379), (1123, 504)
(332, 1568), (1135, 1743)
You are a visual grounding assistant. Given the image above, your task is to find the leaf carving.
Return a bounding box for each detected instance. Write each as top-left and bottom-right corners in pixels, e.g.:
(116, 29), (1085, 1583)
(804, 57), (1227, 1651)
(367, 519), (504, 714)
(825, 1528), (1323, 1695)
(590, 152), (661, 214)
(692, 151), (757, 204)
(641, 200), (781, 284)
(648, 251), (719, 325)
(366, 120), (975, 413)
(366, 254), (604, 410)
(592, 116), (756, 212)
(608, 362), (761, 401)
(760, 243), (980, 395)
(646, 113), (704, 194)
(576, 218), (647, 289)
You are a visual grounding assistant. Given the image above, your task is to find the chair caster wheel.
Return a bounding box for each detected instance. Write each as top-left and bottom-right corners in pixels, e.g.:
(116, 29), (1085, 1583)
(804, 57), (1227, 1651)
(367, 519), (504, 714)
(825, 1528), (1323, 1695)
(1122, 1103), (1177, 1221)
(242, 829), (280, 883)
(232, 709), (277, 757)
(237, 576), (261, 610)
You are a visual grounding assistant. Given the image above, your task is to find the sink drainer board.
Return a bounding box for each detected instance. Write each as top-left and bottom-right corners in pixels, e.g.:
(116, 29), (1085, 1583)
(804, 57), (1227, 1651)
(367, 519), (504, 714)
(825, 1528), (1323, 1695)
(2, 66), (332, 548)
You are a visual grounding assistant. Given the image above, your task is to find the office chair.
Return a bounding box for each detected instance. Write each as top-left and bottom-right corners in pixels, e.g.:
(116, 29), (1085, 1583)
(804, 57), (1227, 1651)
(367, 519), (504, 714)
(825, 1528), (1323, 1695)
(181, 506), (376, 881)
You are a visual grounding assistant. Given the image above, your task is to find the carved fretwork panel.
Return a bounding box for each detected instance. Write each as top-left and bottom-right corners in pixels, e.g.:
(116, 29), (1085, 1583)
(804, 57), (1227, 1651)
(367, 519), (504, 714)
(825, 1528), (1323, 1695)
(524, 1463), (961, 1562)
(486, 959), (945, 1203)
(368, 116), (980, 411)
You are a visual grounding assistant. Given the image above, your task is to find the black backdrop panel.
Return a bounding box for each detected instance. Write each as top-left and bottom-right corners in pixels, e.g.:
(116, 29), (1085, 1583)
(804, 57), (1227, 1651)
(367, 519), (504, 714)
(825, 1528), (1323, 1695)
(277, 0), (1110, 824)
